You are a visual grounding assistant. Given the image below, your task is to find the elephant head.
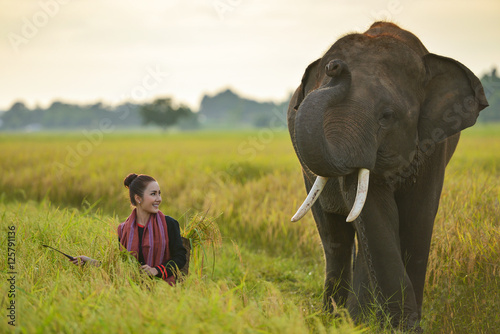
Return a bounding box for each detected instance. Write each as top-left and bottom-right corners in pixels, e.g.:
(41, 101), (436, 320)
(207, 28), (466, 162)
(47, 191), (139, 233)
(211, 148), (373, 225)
(289, 23), (488, 223)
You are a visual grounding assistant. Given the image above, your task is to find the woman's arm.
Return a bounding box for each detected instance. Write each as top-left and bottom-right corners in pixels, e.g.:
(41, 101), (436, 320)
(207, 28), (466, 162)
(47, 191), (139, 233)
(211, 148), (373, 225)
(155, 217), (187, 279)
(70, 256), (101, 267)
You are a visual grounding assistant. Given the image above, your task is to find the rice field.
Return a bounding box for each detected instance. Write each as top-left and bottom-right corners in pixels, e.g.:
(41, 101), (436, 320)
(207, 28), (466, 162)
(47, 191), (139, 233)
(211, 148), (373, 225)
(0, 124), (499, 333)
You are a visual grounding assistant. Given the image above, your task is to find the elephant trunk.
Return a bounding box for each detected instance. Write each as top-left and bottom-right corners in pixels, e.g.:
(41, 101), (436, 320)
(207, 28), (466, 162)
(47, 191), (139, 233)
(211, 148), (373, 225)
(294, 59), (354, 177)
(292, 60), (372, 222)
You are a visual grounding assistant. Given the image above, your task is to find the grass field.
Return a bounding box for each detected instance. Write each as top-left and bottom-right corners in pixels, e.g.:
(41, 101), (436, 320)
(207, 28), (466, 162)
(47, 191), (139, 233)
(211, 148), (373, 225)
(1, 124), (499, 333)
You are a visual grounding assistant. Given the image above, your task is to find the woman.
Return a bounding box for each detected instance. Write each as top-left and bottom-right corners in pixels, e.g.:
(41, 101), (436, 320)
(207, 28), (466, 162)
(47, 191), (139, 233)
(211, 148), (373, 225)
(71, 173), (187, 285)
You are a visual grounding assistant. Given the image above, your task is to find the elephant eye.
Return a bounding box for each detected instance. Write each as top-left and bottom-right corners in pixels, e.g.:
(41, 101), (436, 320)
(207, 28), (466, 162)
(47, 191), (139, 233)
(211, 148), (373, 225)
(379, 109), (395, 127)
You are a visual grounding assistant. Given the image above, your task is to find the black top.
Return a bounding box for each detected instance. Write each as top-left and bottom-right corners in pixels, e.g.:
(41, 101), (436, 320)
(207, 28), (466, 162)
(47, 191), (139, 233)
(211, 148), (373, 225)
(121, 215), (187, 279)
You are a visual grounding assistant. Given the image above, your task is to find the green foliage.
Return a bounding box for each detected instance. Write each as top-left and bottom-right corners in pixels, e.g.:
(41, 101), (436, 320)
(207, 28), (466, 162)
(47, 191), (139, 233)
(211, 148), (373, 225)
(139, 98), (196, 130)
(0, 101), (141, 130)
(422, 126), (500, 333)
(181, 212), (222, 250)
(0, 127), (498, 333)
(198, 89), (291, 128)
(479, 68), (500, 122)
(0, 200), (360, 333)
(0, 89), (291, 131)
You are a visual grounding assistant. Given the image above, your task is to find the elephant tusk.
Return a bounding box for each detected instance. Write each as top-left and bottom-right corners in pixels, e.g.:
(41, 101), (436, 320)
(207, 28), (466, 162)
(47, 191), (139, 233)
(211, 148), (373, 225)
(291, 176), (328, 222)
(346, 168), (370, 222)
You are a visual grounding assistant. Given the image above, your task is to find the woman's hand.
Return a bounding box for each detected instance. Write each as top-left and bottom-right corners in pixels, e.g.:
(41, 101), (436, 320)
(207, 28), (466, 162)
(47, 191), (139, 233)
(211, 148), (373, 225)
(141, 264), (158, 276)
(70, 256), (100, 267)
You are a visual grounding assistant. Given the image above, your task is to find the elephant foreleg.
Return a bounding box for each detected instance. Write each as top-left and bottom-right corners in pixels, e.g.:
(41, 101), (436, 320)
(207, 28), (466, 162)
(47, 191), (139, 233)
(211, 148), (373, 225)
(353, 183), (420, 329)
(310, 204), (355, 312)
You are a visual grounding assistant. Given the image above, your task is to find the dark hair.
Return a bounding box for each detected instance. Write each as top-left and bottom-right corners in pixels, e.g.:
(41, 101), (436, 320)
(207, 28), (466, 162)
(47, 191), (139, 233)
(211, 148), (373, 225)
(123, 173), (156, 206)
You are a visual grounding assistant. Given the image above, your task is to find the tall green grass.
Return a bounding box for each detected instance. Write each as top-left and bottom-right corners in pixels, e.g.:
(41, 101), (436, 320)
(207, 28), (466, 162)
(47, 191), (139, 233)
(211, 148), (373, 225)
(0, 125), (499, 333)
(423, 127), (500, 333)
(0, 131), (320, 258)
(0, 200), (358, 333)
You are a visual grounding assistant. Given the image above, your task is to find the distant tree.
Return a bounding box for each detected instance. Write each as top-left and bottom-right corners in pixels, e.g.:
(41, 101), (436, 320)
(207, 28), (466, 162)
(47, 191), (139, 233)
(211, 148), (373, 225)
(1, 101), (31, 129)
(140, 98), (194, 130)
(198, 88), (290, 129)
(478, 68), (500, 122)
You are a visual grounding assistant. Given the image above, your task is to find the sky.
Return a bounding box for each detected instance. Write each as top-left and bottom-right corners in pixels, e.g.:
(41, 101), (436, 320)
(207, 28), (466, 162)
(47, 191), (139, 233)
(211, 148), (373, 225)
(1, 0), (499, 111)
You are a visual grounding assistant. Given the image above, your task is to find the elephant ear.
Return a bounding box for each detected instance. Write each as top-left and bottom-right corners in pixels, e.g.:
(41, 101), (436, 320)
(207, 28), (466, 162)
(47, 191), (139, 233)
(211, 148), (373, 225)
(418, 54), (488, 145)
(293, 58), (321, 110)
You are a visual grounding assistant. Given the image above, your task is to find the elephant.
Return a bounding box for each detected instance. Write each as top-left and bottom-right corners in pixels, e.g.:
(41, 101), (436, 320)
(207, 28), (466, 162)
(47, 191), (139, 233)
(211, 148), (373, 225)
(287, 21), (488, 331)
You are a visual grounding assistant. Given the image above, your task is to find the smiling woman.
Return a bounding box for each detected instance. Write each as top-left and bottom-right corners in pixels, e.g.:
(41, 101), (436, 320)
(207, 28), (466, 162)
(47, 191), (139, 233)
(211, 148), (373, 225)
(71, 173), (187, 285)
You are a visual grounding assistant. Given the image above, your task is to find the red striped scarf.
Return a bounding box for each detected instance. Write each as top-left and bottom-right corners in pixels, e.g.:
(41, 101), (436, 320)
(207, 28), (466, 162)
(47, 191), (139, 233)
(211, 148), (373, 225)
(117, 209), (175, 285)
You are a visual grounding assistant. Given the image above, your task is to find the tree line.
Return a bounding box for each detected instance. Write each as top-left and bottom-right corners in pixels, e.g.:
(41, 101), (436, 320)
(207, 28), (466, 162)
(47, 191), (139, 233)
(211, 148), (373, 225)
(0, 100), (198, 131)
(1, 71), (499, 132)
(480, 69), (500, 122)
(0, 90), (289, 132)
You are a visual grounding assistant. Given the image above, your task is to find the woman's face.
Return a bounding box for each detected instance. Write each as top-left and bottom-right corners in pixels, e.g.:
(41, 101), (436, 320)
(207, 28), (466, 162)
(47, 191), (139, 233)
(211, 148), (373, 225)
(136, 181), (162, 214)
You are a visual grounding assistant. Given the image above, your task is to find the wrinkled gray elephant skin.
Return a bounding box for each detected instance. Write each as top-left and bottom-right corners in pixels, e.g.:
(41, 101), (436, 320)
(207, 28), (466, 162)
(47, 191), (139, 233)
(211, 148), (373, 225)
(287, 22), (488, 331)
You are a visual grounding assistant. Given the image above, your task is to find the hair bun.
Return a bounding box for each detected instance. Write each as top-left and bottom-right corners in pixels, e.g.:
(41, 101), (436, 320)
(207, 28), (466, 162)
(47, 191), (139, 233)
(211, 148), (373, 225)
(124, 173), (139, 188)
